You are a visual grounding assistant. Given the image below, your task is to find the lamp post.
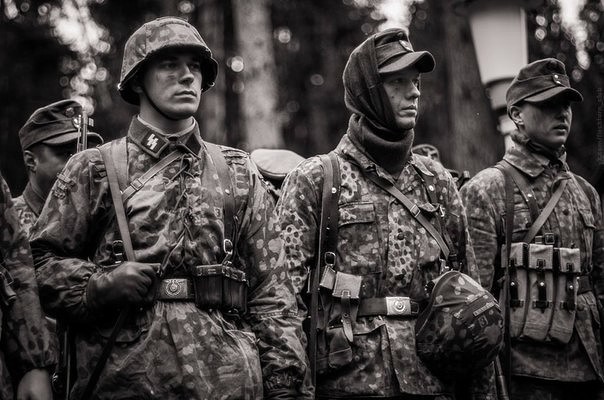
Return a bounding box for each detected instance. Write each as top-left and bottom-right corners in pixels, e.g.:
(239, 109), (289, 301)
(454, 0), (543, 149)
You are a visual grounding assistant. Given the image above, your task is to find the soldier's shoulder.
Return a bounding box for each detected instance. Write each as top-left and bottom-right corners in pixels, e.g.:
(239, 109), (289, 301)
(464, 166), (504, 189)
(206, 143), (250, 166)
(411, 153), (455, 185)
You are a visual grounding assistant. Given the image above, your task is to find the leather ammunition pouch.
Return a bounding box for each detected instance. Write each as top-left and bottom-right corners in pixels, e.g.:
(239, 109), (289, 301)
(156, 264), (248, 315)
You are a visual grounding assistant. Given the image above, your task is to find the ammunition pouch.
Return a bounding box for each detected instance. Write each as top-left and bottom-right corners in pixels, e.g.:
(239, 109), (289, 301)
(192, 264), (248, 314)
(500, 240), (584, 344)
(156, 265), (247, 315)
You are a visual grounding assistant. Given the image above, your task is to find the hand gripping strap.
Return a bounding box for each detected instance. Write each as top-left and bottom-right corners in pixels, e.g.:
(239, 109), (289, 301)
(308, 152), (341, 387)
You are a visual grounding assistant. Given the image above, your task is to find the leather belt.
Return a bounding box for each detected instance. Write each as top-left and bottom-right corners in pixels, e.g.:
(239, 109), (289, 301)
(157, 278), (195, 301)
(357, 297), (419, 317)
(578, 275), (593, 295)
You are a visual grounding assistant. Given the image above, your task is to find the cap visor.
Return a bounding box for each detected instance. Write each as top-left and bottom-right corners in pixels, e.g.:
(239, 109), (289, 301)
(43, 131), (104, 146)
(524, 86), (583, 103)
(250, 148), (305, 181)
(379, 51), (435, 75)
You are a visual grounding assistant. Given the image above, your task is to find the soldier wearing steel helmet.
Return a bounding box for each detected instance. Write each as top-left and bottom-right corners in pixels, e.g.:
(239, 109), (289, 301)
(31, 17), (312, 399)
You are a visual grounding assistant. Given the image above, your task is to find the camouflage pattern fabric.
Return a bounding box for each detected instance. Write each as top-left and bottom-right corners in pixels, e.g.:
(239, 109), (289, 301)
(119, 17), (218, 104)
(0, 174), (56, 399)
(275, 134), (497, 399)
(415, 270), (504, 378)
(12, 182), (45, 237)
(30, 117), (312, 399)
(460, 143), (604, 383)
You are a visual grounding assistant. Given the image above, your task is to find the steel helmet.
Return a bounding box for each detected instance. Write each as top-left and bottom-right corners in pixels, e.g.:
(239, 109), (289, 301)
(118, 16), (218, 104)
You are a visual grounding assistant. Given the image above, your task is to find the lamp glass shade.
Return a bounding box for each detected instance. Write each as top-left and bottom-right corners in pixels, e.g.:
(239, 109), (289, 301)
(467, 2), (528, 86)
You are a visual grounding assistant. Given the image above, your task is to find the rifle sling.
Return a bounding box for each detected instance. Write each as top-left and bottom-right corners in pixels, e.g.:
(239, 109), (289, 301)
(308, 152), (340, 387)
(82, 143), (138, 399)
(121, 150), (181, 202)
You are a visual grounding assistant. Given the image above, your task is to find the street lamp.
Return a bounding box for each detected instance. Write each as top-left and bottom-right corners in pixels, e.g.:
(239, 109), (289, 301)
(454, 0), (544, 149)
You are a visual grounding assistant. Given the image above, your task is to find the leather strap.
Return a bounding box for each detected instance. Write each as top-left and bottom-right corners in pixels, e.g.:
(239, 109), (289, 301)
(308, 152), (340, 387)
(357, 297), (419, 317)
(205, 143), (236, 248)
(493, 163), (515, 396)
(82, 143), (138, 400)
(500, 160), (540, 222)
(523, 178), (569, 244)
(122, 150), (181, 202)
(363, 173), (450, 260)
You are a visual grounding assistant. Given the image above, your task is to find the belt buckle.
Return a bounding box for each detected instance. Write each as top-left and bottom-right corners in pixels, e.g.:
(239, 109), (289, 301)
(161, 278), (189, 299)
(385, 297), (411, 316)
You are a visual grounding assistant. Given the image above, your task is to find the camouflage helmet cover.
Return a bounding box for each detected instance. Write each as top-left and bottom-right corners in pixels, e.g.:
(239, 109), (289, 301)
(118, 16), (218, 104)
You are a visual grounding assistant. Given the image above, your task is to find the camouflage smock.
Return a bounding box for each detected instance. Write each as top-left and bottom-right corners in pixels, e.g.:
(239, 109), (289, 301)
(460, 143), (604, 382)
(275, 134), (496, 399)
(30, 117), (312, 400)
(0, 174), (56, 399)
(12, 181), (45, 237)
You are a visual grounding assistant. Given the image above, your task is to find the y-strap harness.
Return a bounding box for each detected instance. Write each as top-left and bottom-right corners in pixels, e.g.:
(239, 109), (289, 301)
(81, 139), (237, 399)
(307, 153), (456, 387)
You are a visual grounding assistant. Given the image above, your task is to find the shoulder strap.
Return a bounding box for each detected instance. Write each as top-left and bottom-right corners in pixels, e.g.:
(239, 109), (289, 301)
(84, 142), (136, 399)
(412, 163), (458, 265)
(498, 160), (540, 222)
(98, 142), (135, 261)
(308, 152), (341, 387)
(365, 173), (450, 260)
(122, 150), (181, 202)
(492, 163), (515, 396)
(205, 143), (236, 250)
(523, 178), (568, 243)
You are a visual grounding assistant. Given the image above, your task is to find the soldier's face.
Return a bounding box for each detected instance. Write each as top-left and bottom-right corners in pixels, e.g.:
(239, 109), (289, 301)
(382, 67), (421, 131)
(141, 50), (203, 120)
(32, 143), (73, 196)
(514, 96), (573, 149)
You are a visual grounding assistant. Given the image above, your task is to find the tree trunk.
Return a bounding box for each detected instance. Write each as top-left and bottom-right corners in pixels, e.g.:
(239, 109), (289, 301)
(232, 0), (283, 150)
(442, 1), (503, 174)
(195, 0), (228, 145)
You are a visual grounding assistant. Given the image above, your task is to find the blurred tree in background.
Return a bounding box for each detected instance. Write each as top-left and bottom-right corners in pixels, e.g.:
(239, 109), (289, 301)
(1, 0), (602, 196)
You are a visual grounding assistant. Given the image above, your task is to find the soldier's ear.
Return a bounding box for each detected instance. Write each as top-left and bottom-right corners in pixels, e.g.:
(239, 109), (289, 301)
(509, 106), (524, 126)
(23, 150), (37, 173)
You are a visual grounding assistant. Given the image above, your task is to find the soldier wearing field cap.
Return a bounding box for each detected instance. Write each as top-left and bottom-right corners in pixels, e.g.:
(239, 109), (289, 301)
(461, 58), (604, 399)
(275, 28), (497, 399)
(14, 99), (103, 236)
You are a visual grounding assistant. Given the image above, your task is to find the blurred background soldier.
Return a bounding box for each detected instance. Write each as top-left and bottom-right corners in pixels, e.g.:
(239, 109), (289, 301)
(0, 172), (54, 400)
(31, 16), (311, 399)
(461, 58), (604, 399)
(275, 28), (496, 399)
(14, 99), (103, 236)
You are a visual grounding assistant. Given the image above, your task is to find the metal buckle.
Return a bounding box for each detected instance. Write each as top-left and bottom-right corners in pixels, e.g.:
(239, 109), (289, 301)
(324, 251), (336, 267)
(385, 297), (411, 316)
(160, 278), (190, 299)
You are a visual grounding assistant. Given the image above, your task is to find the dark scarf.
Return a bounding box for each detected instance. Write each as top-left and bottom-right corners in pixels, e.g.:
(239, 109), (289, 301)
(342, 30), (414, 176)
(511, 130), (566, 164)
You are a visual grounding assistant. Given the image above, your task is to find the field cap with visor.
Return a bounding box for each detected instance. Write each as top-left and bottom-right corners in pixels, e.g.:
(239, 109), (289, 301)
(506, 57), (583, 110)
(19, 99), (103, 151)
(376, 29), (435, 76)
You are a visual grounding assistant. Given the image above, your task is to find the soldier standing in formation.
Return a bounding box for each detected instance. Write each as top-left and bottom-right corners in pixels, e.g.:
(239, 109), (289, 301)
(275, 28), (496, 399)
(461, 58), (604, 399)
(0, 173), (55, 400)
(31, 17), (311, 399)
(13, 99), (103, 236)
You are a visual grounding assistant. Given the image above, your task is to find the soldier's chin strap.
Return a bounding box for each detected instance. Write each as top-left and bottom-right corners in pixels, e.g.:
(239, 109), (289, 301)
(141, 86), (181, 121)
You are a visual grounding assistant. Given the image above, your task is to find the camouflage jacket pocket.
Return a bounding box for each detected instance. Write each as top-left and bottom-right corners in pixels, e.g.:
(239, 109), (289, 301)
(337, 202), (382, 275)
